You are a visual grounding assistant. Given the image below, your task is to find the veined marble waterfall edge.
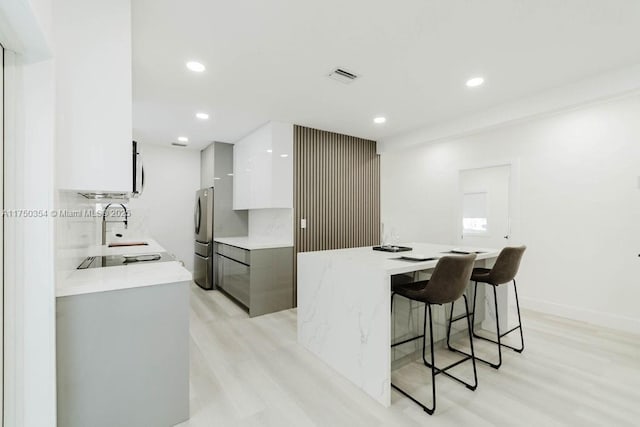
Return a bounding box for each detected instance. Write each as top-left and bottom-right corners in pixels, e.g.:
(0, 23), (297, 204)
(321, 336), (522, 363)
(297, 253), (392, 406)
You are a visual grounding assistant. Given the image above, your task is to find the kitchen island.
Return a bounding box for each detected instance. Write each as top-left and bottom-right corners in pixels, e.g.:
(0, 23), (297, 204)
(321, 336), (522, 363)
(297, 243), (501, 407)
(56, 238), (192, 427)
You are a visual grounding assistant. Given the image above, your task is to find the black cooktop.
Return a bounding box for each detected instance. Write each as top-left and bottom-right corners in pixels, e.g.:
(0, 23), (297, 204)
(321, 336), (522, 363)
(77, 252), (175, 269)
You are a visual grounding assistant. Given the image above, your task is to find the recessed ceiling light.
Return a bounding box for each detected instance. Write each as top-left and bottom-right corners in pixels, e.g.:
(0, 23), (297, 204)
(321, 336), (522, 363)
(186, 61), (205, 72)
(373, 116), (386, 124)
(227, 173), (233, 177)
(466, 77), (484, 87)
(195, 112), (209, 120)
(213, 177), (221, 180)
(177, 136), (189, 142)
(280, 154), (289, 158)
(266, 149), (273, 153)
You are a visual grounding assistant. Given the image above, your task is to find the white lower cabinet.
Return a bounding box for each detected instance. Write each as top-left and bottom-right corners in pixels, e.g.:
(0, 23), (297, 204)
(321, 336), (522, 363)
(56, 282), (190, 426)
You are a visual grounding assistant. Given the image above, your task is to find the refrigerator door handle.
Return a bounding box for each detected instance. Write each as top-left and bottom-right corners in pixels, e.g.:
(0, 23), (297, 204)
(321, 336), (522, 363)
(195, 198), (201, 234)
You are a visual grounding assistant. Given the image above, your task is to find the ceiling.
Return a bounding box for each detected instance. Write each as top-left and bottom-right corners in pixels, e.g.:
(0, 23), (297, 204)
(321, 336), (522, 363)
(132, 0), (640, 150)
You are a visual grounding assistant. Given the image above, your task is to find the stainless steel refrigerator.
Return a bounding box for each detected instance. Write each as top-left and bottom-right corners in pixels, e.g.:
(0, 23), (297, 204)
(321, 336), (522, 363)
(194, 187), (214, 289)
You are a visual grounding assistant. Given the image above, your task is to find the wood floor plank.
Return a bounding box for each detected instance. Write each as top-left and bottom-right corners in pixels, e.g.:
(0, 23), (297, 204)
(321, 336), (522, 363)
(179, 284), (640, 426)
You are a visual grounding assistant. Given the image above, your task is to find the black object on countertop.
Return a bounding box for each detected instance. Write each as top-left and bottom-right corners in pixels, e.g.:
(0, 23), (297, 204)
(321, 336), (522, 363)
(443, 250), (486, 255)
(394, 256), (439, 262)
(373, 245), (413, 253)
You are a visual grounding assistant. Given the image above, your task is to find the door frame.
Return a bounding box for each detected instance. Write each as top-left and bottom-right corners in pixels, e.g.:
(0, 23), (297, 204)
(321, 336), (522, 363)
(0, 42), (4, 427)
(454, 158), (521, 247)
(454, 159), (521, 332)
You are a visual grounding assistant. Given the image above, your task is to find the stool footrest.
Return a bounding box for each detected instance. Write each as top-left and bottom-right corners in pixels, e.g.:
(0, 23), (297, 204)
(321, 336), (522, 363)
(391, 383), (434, 415)
(450, 312), (474, 323)
(391, 334), (424, 348)
(472, 332), (524, 352)
(499, 325), (521, 338)
(423, 355), (477, 390)
(448, 347), (501, 369)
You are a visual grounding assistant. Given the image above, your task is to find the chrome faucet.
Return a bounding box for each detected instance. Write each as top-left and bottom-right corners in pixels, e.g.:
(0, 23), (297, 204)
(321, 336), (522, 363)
(102, 203), (128, 245)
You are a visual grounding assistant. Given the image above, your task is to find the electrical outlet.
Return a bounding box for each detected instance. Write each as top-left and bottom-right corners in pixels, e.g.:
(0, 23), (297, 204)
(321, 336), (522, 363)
(301, 218), (307, 229)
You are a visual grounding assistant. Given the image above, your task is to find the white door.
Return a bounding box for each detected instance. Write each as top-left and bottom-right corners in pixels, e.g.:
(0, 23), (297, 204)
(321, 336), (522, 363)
(456, 165), (512, 332)
(457, 165), (511, 249)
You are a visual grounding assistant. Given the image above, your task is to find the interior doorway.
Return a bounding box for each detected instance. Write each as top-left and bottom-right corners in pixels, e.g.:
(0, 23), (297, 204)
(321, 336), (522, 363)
(456, 164), (512, 332)
(456, 164), (512, 249)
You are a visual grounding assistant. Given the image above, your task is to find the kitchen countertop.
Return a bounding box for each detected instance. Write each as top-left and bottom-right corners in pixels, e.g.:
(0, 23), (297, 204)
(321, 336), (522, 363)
(213, 236), (293, 250)
(56, 238), (192, 298)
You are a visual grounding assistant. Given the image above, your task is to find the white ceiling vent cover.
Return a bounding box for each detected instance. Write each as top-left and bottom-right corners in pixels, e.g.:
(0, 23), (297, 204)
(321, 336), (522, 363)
(171, 142), (188, 147)
(328, 67), (359, 84)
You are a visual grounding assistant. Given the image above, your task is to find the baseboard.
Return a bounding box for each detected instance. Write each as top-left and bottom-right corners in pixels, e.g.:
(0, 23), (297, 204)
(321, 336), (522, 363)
(520, 297), (640, 336)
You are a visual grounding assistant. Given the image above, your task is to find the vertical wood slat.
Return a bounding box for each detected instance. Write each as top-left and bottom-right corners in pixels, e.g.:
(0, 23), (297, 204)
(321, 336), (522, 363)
(293, 125), (381, 304)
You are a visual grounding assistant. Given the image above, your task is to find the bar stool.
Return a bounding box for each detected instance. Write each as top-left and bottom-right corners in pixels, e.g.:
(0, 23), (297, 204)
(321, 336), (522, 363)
(391, 273), (415, 310)
(391, 254), (478, 415)
(449, 246), (526, 369)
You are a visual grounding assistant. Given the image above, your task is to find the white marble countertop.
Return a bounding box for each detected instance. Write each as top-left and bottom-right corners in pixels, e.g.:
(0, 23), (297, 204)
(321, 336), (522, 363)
(56, 238), (192, 298)
(213, 236), (293, 250)
(297, 242), (499, 275)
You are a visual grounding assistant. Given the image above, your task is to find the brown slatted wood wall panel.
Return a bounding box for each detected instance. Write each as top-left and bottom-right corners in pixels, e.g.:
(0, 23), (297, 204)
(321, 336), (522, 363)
(293, 126), (380, 303)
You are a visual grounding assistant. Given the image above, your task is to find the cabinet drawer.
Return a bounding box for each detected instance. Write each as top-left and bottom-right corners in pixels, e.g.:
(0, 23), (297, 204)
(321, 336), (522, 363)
(219, 256), (250, 308)
(216, 243), (250, 265)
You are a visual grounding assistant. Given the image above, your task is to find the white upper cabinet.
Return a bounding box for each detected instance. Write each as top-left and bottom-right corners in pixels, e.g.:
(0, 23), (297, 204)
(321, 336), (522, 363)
(54, 0), (133, 193)
(233, 122), (293, 210)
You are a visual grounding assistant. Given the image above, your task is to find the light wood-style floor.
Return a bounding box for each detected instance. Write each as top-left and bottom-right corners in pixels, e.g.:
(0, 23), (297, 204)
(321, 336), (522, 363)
(179, 284), (640, 426)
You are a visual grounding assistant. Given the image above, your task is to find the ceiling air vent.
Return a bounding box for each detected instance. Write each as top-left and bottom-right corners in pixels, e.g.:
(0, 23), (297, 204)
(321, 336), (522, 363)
(328, 67), (359, 84)
(171, 142), (188, 147)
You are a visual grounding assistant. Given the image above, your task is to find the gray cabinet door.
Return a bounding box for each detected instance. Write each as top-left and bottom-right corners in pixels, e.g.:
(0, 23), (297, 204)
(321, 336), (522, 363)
(220, 256), (250, 307)
(194, 253), (212, 290)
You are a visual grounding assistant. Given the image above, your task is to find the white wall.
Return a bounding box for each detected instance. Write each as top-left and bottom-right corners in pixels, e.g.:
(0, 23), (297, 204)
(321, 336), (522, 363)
(127, 144), (201, 271)
(381, 94), (640, 334)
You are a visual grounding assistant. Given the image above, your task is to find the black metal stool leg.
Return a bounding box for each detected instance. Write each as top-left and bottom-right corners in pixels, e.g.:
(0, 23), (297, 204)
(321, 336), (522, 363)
(468, 281), (502, 368)
(444, 296), (479, 390)
(426, 304), (436, 414)
(512, 279), (525, 352)
(471, 281), (479, 335)
(391, 302), (436, 414)
(493, 285), (503, 368)
(446, 300), (455, 351)
(471, 280), (530, 368)
(463, 295), (478, 390)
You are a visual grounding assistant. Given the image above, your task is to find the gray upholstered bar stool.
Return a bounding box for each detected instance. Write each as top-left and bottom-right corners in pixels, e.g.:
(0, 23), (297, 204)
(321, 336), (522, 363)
(391, 273), (415, 310)
(391, 254), (478, 415)
(450, 246), (526, 369)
